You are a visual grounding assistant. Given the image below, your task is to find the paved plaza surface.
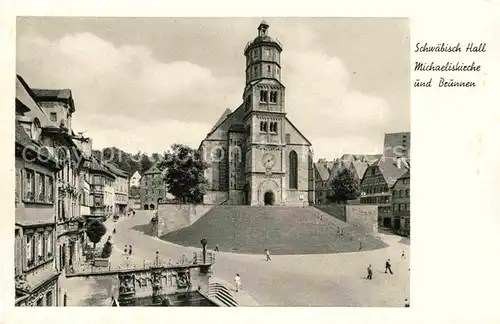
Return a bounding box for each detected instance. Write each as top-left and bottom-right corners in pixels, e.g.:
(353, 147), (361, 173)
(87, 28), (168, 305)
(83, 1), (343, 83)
(103, 210), (410, 307)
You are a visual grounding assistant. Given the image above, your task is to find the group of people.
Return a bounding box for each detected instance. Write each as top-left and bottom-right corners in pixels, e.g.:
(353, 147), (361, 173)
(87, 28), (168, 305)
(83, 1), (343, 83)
(124, 245), (133, 256)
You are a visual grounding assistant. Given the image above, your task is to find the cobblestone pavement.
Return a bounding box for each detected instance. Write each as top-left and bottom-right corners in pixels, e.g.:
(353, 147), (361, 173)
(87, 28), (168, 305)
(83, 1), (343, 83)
(60, 211), (409, 306)
(109, 211), (410, 307)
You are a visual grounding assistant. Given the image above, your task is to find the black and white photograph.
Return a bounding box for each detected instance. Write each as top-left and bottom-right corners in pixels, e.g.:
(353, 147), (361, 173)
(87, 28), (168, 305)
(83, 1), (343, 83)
(14, 17), (411, 307)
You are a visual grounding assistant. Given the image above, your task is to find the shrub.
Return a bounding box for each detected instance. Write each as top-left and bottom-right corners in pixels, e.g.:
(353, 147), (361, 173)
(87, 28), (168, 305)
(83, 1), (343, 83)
(101, 241), (113, 258)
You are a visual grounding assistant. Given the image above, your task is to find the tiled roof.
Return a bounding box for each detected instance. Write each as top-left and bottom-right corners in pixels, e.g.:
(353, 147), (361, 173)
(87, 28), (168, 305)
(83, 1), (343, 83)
(16, 76), (57, 129)
(105, 163), (128, 178)
(32, 88), (72, 100)
(352, 160), (369, 179)
(377, 157), (410, 188)
(210, 108), (232, 132)
(314, 162), (330, 181)
(144, 163), (162, 175)
(229, 124), (245, 132)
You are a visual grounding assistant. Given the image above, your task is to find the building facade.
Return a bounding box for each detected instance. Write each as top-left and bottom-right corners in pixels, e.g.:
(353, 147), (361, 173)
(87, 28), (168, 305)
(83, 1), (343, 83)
(140, 164), (167, 210)
(314, 159), (332, 205)
(360, 157), (409, 227)
(392, 170), (410, 234)
(15, 76), (61, 306)
(32, 87), (86, 274)
(89, 157), (116, 221)
(107, 164), (129, 214)
(199, 21), (314, 206)
(383, 132), (410, 158)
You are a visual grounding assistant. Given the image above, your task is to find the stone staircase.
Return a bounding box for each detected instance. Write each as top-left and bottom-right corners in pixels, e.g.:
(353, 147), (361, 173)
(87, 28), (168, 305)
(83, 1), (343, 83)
(161, 206), (387, 254)
(207, 282), (238, 307)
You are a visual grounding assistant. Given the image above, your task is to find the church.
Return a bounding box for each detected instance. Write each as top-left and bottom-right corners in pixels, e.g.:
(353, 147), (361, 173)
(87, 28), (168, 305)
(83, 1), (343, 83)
(199, 21), (315, 206)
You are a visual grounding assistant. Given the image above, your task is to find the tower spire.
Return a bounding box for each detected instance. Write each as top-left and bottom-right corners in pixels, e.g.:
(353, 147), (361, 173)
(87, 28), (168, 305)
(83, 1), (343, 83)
(258, 20), (269, 37)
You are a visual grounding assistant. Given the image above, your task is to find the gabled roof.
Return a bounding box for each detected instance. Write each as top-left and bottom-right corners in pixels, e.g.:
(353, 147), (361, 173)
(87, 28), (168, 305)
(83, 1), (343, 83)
(16, 76), (57, 129)
(314, 162), (330, 181)
(131, 170), (142, 178)
(211, 108), (232, 132)
(377, 157), (410, 188)
(352, 160), (369, 180)
(144, 163), (162, 175)
(105, 163), (128, 178)
(285, 117), (312, 146)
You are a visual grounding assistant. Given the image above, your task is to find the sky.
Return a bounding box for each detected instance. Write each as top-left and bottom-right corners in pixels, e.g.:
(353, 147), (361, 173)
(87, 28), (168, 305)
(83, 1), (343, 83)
(16, 17), (410, 160)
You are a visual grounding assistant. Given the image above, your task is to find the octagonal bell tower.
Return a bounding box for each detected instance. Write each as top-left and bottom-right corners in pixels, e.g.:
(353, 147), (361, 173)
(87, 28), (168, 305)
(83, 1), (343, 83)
(244, 21), (284, 84)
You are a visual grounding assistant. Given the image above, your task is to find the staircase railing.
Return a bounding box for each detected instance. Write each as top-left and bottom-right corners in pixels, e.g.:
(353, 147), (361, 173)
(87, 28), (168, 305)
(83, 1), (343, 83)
(208, 283), (238, 307)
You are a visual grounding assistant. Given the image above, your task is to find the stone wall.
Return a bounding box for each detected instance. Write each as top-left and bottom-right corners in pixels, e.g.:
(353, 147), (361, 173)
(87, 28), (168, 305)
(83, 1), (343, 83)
(345, 205), (378, 234)
(155, 204), (214, 237)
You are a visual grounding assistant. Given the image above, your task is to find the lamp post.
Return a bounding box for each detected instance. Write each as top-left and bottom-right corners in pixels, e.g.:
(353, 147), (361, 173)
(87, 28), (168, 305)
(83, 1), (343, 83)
(200, 238), (207, 264)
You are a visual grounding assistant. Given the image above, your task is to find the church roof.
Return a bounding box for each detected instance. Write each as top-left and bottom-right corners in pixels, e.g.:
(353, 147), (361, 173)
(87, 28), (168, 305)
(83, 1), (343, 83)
(228, 124), (245, 132)
(210, 108), (233, 132)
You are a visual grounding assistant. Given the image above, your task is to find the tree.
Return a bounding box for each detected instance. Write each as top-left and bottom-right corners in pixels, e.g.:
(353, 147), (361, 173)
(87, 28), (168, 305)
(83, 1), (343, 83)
(329, 168), (360, 203)
(158, 144), (207, 203)
(85, 219), (107, 250)
(101, 240), (113, 258)
(140, 154), (153, 174)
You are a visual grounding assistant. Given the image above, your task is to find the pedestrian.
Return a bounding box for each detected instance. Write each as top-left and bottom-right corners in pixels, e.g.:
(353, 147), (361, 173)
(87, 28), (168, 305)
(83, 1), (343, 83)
(385, 259), (393, 274)
(124, 245), (128, 254)
(214, 244), (219, 252)
(234, 273), (241, 292)
(359, 241), (363, 251)
(366, 264), (373, 280)
(129, 245), (133, 255)
(113, 228), (116, 234)
(404, 298), (410, 307)
(133, 210), (136, 216)
(265, 249), (271, 261)
(401, 250), (406, 259)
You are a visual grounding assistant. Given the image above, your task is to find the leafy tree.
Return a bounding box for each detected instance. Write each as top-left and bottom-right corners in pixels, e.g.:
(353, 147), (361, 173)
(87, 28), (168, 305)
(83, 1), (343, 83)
(158, 144), (207, 203)
(101, 240), (113, 258)
(328, 168), (360, 203)
(140, 154), (154, 174)
(85, 219), (107, 250)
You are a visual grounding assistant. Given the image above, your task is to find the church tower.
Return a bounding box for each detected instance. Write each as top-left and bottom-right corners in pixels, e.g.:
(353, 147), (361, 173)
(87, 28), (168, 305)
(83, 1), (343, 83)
(242, 21), (288, 206)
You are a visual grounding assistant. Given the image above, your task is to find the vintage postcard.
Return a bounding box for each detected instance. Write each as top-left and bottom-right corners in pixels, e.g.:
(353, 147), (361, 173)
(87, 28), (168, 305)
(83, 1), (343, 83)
(2, 1), (500, 324)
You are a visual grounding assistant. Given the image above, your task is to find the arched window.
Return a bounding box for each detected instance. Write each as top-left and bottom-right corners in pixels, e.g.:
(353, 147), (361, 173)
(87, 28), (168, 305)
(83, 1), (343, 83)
(260, 121), (268, 132)
(289, 150), (298, 189)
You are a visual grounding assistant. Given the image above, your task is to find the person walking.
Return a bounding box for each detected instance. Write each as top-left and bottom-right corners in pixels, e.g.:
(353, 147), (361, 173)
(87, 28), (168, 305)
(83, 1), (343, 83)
(404, 298), (410, 307)
(214, 244), (219, 252)
(359, 241), (363, 251)
(385, 259), (393, 274)
(128, 245), (133, 255)
(366, 264), (373, 280)
(401, 250), (406, 260)
(124, 245), (128, 254)
(234, 273), (241, 292)
(265, 249), (271, 261)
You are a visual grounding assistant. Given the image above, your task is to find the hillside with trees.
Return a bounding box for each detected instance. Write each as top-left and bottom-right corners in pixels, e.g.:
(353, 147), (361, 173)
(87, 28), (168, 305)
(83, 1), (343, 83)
(91, 147), (164, 177)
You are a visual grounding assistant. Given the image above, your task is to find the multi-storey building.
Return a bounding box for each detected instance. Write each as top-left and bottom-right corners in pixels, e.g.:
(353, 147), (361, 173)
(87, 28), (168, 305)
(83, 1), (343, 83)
(15, 76), (61, 306)
(383, 132), (410, 158)
(314, 159), (332, 205)
(140, 163), (167, 210)
(73, 136), (92, 221)
(199, 21), (314, 206)
(32, 86), (86, 273)
(360, 157), (409, 227)
(106, 163), (129, 215)
(392, 169), (410, 234)
(89, 157), (116, 221)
